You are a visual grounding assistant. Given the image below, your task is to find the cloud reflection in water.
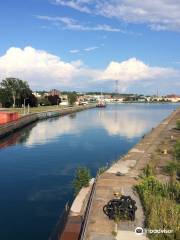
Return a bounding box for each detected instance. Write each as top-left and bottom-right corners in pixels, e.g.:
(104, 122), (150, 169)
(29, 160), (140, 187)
(23, 105), (164, 147)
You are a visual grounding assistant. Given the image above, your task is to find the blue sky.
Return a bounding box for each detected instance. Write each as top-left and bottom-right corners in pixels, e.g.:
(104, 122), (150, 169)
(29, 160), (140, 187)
(0, 0), (180, 94)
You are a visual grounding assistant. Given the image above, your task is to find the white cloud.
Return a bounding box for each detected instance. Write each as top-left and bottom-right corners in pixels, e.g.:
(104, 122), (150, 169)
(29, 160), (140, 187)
(0, 46), (179, 91)
(53, 0), (180, 32)
(101, 58), (178, 82)
(69, 49), (79, 54)
(54, 0), (92, 13)
(84, 46), (99, 52)
(36, 15), (122, 32)
(0, 46), (86, 89)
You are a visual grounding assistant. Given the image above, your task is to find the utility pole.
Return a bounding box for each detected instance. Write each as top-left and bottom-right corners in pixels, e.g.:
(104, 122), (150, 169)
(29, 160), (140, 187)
(157, 89), (159, 98)
(24, 98), (26, 115)
(115, 80), (119, 94)
(114, 80), (119, 101)
(28, 104), (30, 114)
(23, 98), (29, 115)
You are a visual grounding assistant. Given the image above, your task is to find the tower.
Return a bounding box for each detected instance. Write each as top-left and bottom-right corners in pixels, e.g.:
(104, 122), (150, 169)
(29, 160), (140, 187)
(115, 80), (119, 94)
(157, 89), (159, 98)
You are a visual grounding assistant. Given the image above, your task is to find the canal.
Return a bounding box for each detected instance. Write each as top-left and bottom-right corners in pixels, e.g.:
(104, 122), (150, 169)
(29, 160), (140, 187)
(0, 103), (178, 240)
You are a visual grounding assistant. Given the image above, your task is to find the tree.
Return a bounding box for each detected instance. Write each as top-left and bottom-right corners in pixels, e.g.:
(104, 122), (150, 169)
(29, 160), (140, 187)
(38, 96), (51, 106)
(48, 95), (61, 105)
(0, 77), (37, 107)
(0, 88), (12, 107)
(68, 92), (77, 105)
(28, 93), (38, 107)
(73, 167), (91, 195)
(0, 78), (19, 107)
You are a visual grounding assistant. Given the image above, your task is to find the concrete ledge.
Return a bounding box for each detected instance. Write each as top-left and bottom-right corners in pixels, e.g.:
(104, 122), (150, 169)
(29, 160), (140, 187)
(70, 179), (95, 216)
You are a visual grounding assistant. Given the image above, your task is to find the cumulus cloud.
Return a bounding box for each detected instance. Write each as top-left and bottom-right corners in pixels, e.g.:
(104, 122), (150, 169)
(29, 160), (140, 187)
(54, 0), (180, 32)
(0, 46), (102, 89)
(101, 58), (178, 82)
(0, 46), (80, 88)
(0, 46), (179, 91)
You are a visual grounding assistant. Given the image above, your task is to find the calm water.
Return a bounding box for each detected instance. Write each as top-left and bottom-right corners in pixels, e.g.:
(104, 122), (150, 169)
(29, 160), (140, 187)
(0, 103), (178, 240)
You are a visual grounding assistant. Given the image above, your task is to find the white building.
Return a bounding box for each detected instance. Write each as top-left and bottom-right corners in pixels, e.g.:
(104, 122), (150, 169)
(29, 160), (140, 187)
(165, 95), (180, 102)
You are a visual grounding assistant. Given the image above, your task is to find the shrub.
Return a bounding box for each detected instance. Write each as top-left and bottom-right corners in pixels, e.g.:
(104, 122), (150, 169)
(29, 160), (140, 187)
(73, 167), (91, 195)
(140, 164), (155, 178)
(163, 161), (179, 176)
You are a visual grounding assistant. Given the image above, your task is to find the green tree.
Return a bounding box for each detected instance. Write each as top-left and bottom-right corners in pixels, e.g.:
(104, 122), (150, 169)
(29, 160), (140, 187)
(38, 96), (51, 106)
(1, 78), (17, 107)
(73, 167), (91, 195)
(48, 95), (61, 105)
(68, 92), (77, 105)
(0, 88), (12, 107)
(0, 77), (36, 107)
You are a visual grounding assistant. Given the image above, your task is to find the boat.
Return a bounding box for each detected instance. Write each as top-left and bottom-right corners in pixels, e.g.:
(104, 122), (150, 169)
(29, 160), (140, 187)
(96, 91), (106, 107)
(96, 100), (106, 107)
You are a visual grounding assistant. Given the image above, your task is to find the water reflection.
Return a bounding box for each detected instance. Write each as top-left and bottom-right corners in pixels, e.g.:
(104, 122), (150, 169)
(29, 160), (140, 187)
(97, 107), (153, 138)
(24, 104), (176, 146)
(0, 123), (37, 149)
(24, 117), (80, 146)
(0, 104), (178, 148)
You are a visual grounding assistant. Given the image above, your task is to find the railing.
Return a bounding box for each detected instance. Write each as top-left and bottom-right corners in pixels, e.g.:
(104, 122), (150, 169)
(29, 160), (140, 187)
(79, 177), (97, 240)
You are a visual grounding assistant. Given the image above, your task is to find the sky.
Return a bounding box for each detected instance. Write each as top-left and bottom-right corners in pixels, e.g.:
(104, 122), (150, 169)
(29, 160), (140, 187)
(0, 0), (180, 94)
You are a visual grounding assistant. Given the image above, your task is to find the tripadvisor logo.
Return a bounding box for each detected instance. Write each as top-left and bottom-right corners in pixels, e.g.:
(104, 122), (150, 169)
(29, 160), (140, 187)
(135, 227), (173, 235)
(135, 227), (144, 235)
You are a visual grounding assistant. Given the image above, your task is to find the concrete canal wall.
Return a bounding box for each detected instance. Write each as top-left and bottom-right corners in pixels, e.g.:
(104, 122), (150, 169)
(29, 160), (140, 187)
(0, 104), (96, 139)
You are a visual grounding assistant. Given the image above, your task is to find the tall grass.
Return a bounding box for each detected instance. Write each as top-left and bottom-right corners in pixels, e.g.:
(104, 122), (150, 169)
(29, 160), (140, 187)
(136, 176), (180, 240)
(176, 120), (180, 130)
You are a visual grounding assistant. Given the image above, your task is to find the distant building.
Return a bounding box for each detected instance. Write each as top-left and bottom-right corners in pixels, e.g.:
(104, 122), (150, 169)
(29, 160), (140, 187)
(33, 92), (49, 98)
(60, 101), (68, 106)
(165, 95), (180, 102)
(33, 92), (42, 98)
(49, 89), (61, 97)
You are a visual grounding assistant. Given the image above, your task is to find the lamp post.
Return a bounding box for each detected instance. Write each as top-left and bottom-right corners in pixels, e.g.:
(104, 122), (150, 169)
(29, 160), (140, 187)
(57, 98), (59, 108)
(23, 98), (29, 115)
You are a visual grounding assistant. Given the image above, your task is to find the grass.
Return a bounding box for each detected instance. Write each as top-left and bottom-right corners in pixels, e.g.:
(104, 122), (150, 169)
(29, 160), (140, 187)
(136, 176), (180, 240)
(136, 138), (180, 240)
(174, 140), (180, 161)
(4, 105), (72, 115)
(176, 120), (180, 130)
